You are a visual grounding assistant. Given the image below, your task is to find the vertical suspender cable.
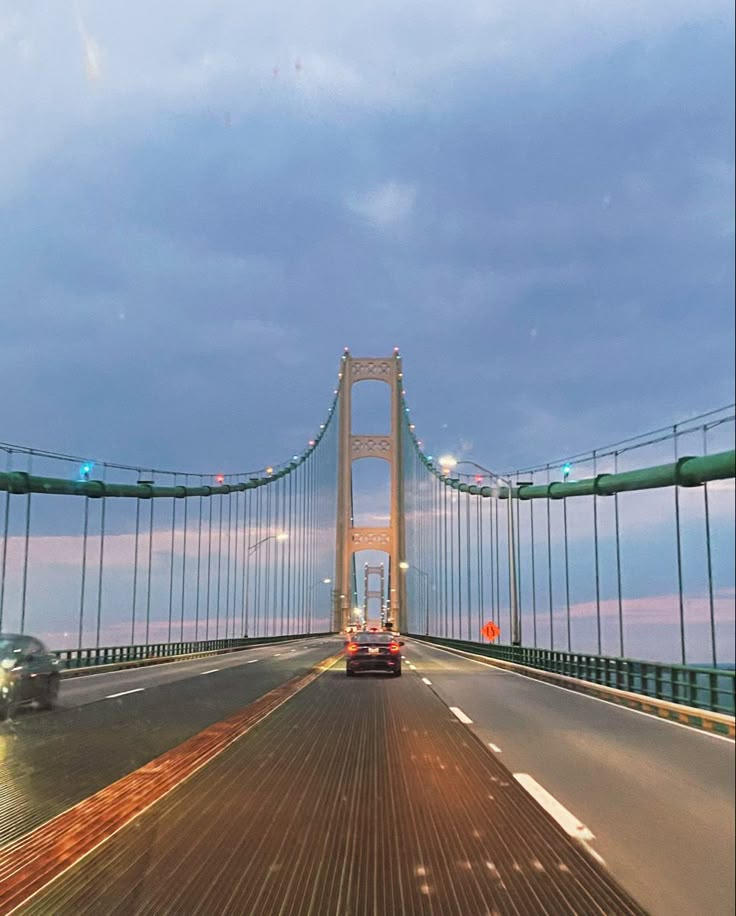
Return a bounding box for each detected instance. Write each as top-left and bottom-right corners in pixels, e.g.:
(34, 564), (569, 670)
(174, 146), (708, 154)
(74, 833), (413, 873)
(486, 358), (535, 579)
(515, 477), (522, 646)
(216, 492), (224, 639)
(264, 481), (272, 636)
(563, 495), (571, 652)
(225, 484), (233, 638)
(0, 449), (12, 631)
(131, 475), (141, 644)
(443, 484), (449, 637)
(145, 488), (155, 644)
(673, 425), (687, 664)
(614, 452), (624, 657)
(167, 474), (177, 642)
(494, 490), (501, 641)
(488, 493), (495, 633)
(79, 495), (90, 649)
(592, 451), (602, 655)
(456, 487), (463, 638)
(278, 475), (285, 634)
(476, 494), (483, 642)
(206, 494), (213, 641)
(703, 426), (717, 667)
(240, 485), (249, 638)
(465, 490), (472, 640)
(287, 470), (294, 633)
(530, 482), (538, 648)
(195, 480), (204, 641)
(232, 483), (240, 640)
(95, 463), (107, 648)
(180, 475), (189, 641)
(546, 466), (554, 650)
(19, 450), (33, 633)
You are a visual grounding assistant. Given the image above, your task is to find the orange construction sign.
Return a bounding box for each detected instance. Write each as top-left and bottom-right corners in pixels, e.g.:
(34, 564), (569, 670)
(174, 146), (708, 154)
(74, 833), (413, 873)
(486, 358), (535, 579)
(481, 621), (501, 642)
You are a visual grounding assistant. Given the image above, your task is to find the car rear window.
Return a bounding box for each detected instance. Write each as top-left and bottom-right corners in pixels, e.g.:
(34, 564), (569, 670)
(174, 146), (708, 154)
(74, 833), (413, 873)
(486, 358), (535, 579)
(354, 632), (392, 644)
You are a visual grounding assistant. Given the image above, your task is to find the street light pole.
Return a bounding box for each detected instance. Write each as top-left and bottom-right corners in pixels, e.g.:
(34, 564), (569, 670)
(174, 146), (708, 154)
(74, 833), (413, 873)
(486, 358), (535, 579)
(399, 562), (432, 636)
(248, 532), (288, 555)
(305, 578), (331, 634)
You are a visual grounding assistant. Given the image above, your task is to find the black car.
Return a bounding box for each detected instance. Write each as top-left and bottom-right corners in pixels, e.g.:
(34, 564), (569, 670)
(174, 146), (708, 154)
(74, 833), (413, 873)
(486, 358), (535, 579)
(0, 633), (62, 720)
(345, 631), (404, 677)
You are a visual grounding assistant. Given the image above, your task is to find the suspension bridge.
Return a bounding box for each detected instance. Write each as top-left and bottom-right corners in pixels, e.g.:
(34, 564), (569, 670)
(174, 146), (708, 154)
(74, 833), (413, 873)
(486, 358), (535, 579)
(0, 350), (734, 916)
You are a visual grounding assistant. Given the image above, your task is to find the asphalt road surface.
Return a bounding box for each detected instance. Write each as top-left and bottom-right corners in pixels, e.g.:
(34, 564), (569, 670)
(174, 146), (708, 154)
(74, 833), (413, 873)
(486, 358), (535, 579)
(11, 643), (645, 915)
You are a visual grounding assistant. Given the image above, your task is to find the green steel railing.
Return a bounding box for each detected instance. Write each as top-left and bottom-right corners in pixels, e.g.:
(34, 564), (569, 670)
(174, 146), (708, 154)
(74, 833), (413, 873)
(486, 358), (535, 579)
(56, 633), (330, 671)
(438, 450), (736, 498)
(3, 449), (733, 501)
(407, 634), (735, 716)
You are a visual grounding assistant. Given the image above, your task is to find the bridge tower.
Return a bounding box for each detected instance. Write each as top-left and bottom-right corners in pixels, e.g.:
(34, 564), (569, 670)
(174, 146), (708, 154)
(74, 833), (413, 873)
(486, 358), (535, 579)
(363, 563), (386, 621)
(333, 352), (407, 632)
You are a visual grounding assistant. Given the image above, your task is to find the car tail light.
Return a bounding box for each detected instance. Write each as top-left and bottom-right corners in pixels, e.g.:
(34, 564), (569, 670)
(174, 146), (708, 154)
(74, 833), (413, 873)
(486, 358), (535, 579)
(388, 642), (400, 653)
(347, 643), (359, 653)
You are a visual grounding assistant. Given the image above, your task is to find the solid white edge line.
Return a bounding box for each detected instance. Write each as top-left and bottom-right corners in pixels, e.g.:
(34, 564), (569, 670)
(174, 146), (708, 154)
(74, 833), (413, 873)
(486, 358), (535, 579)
(422, 677), (432, 686)
(514, 774), (595, 841)
(105, 688), (145, 699)
(489, 743), (502, 753)
(407, 640), (735, 743)
(449, 706), (473, 724)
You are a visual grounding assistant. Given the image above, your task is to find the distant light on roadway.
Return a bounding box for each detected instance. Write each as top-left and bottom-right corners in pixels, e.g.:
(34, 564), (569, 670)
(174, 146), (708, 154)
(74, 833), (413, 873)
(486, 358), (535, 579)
(323, 578), (332, 584)
(399, 561), (410, 570)
(275, 532), (288, 541)
(439, 455), (457, 469)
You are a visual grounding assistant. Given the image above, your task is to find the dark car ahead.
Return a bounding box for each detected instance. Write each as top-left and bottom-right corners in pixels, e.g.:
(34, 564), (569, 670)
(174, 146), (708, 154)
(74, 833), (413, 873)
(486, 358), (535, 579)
(0, 634), (62, 720)
(345, 631), (404, 677)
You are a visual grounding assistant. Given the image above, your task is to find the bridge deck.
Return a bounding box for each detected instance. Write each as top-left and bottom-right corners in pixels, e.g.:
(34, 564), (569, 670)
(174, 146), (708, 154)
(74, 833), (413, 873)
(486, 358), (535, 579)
(14, 653), (646, 915)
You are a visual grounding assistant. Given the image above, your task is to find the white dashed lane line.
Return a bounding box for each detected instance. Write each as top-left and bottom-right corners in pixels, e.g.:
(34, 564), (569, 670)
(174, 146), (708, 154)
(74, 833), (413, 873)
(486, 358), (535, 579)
(199, 669), (219, 676)
(105, 688), (144, 699)
(489, 743), (502, 753)
(513, 774), (596, 845)
(246, 659), (260, 664)
(421, 677), (432, 686)
(449, 706), (473, 724)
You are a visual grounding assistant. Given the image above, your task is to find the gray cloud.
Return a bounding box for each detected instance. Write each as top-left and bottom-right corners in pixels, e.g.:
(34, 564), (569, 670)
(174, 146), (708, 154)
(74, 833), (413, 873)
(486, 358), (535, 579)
(0, 3), (733, 477)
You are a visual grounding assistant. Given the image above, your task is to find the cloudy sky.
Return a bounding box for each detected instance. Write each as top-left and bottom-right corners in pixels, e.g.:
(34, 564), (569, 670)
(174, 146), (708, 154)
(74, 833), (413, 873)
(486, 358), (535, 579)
(1, 1), (734, 657)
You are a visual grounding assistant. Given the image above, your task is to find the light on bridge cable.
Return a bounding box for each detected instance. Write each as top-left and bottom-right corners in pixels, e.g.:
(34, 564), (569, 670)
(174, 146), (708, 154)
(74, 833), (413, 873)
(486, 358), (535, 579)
(562, 463), (572, 480)
(214, 474), (225, 485)
(78, 461), (94, 481)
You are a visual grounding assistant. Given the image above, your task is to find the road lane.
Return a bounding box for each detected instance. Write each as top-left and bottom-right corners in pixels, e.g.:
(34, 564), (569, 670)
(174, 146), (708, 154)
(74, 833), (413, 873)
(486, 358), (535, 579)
(403, 638), (736, 916)
(57, 637), (331, 707)
(0, 638), (342, 846)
